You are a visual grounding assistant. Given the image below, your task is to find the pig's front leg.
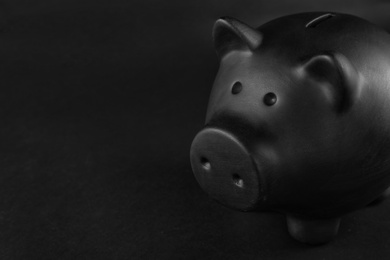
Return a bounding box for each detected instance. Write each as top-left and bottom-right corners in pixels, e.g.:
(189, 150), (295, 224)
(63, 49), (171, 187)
(368, 186), (390, 206)
(286, 215), (341, 244)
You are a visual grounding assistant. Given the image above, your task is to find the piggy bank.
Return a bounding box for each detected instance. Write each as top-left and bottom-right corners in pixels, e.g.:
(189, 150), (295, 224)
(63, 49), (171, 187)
(190, 12), (390, 244)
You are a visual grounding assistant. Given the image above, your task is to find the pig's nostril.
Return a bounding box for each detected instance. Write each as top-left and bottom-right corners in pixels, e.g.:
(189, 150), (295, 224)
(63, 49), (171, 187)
(200, 157), (211, 170)
(232, 173), (244, 188)
(231, 81), (243, 94)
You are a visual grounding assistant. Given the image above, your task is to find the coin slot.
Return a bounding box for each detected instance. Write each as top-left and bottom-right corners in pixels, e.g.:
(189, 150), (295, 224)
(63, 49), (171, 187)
(306, 13), (335, 28)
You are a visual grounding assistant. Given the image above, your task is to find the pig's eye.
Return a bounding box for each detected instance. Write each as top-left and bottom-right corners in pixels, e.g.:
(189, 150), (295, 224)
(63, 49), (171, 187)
(263, 92), (277, 106)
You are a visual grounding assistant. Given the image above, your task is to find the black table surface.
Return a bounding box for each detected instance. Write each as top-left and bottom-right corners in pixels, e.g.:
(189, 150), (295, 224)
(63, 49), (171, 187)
(1, 1), (390, 259)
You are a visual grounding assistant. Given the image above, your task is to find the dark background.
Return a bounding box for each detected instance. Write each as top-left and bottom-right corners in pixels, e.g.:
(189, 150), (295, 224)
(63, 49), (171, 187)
(1, 0), (390, 259)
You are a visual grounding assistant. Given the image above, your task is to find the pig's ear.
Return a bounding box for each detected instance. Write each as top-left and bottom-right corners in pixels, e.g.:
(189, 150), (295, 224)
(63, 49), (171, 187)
(301, 53), (362, 112)
(212, 17), (263, 59)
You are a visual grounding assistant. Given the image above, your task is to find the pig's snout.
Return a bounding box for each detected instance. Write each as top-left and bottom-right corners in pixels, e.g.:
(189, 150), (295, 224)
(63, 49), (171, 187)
(190, 128), (262, 211)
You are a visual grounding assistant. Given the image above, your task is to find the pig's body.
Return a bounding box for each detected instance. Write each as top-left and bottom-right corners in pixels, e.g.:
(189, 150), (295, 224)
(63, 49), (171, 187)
(190, 12), (390, 244)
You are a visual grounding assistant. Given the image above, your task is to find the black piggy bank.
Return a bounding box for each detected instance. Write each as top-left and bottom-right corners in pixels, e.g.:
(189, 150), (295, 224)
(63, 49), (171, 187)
(190, 12), (390, 244)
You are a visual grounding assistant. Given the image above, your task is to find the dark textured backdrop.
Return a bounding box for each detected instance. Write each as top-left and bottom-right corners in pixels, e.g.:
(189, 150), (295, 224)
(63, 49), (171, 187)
(1, 0), (390, 259)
